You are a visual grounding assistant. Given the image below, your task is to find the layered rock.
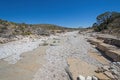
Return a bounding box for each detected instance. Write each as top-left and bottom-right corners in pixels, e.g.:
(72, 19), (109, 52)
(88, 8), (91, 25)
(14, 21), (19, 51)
(88, 38), (120, 62)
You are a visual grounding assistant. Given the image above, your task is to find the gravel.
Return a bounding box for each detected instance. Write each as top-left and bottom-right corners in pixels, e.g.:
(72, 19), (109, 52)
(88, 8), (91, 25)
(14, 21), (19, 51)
(1, 31), (119, 80)
(33, 31), (102, 80)
(0, 36), (55, 64)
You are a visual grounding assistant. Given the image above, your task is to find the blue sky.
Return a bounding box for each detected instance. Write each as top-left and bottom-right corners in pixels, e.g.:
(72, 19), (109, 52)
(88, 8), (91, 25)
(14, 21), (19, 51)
(0, 0), (120, 28)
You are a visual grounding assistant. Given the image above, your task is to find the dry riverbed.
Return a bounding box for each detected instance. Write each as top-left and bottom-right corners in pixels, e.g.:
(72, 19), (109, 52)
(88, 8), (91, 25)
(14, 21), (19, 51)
(0, 31), (110, 80)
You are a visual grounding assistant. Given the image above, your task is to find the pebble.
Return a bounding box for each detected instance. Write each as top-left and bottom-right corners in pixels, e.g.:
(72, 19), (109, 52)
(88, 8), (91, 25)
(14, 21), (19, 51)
(33, 32), (102, 80)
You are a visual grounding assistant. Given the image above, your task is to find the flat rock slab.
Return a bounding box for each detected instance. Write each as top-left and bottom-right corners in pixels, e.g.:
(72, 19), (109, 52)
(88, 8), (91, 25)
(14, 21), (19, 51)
(67, 57), (97, 80)
(88, 38), (120, 62)
(0, 46), (47, 80)
(89, 52), (110, 65)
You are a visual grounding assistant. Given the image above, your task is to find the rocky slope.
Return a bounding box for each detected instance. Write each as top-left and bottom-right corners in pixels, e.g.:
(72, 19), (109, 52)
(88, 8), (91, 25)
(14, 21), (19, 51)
(0, 19), (74, 43)
(87, 32), (120, 80)
(92, 11), (120, 38)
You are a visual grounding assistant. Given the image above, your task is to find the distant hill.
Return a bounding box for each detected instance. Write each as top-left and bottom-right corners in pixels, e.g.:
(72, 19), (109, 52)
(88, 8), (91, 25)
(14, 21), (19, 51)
(92, 11), (120, 36)
(0, 19), (72, 38)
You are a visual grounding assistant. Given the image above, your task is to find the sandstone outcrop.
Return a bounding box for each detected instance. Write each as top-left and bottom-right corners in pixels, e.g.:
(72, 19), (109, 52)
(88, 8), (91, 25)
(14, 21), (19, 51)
(88, 38), (120, 62)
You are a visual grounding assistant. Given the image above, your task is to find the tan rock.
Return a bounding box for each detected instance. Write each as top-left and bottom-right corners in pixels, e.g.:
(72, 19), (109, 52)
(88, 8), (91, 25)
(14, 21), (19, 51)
(67, 57), (97, 80)
(104, 71), (115, 79)
(88, 38), (120, 62)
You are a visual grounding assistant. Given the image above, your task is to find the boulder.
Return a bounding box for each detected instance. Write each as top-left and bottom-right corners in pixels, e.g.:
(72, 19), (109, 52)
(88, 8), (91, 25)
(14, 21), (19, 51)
(78, 75), (85, 80)
(86, 76), (92, 80)
(92, 76), (98, 80)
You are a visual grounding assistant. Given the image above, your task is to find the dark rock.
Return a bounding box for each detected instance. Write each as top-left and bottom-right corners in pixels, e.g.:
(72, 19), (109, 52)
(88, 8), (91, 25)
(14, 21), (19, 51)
(104, 38), (120, 47)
